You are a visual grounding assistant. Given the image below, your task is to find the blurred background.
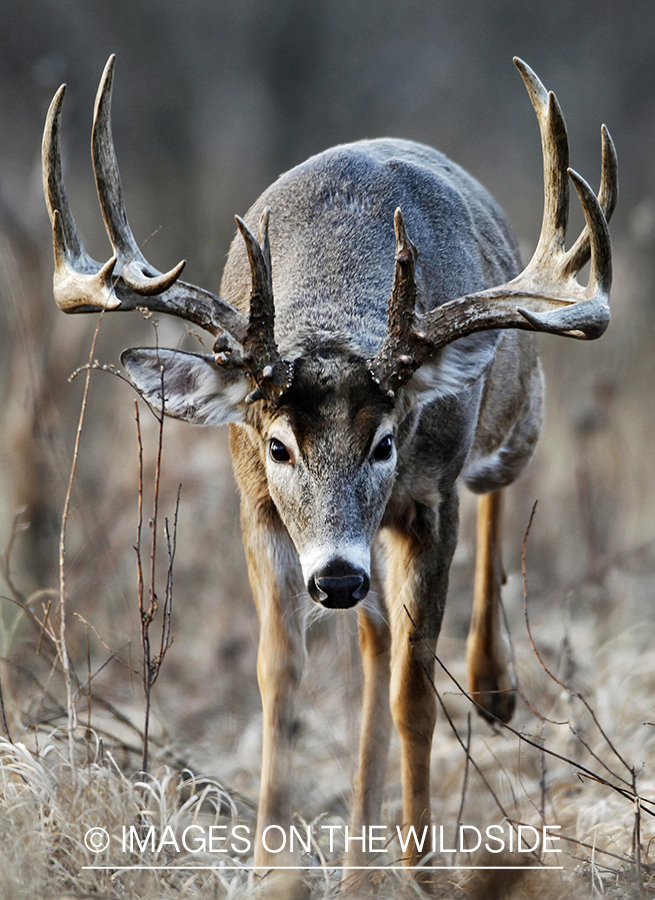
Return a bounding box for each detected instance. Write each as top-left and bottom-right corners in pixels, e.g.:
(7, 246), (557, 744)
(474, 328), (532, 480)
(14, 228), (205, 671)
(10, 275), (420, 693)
(0, 0), (654, 844)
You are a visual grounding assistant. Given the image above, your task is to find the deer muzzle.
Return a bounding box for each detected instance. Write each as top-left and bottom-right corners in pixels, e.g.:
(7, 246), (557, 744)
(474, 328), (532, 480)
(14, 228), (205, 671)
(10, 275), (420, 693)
(307, 559), (370, 609)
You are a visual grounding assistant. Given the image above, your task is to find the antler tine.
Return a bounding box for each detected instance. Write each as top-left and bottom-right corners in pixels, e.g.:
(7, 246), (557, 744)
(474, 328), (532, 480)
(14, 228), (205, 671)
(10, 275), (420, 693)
(369, 208), (427, 397)
(236, 210), (293, 404)
(518, 168), (612, 338)
(257, 205), (273, 279)
(92, 55), (185, 295)
(43, 86), (85, 268)
(513, 57), (569, 267)
(560, 124), (618, 278)
(42, 55), (250, 341)
(560, 169), (613, 298)
(389, 208), (419, 334)
(236, 211), (275, 355)
(42, 82), (121, 310)
(598, 125), (619, 223)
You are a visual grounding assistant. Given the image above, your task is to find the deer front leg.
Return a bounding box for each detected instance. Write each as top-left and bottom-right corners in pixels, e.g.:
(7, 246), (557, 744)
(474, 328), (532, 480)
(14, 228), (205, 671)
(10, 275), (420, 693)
(240, 497), (306, 872)
(466, 488), (516, 724)
(345, 601), (392, 872)
(383, 492), (458, 872)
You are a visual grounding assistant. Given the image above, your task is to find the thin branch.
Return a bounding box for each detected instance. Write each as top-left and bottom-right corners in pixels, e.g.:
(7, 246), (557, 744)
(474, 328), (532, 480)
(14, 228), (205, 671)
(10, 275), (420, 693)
(427, 664), (510, 823)
(58, 311), (104, 768)
(521, 501), (633, 783)
(72, 612), (135, 674)
(0, 667), (11, 742)
(134, 400), (150, 773)
(85, 624), (92, 746)
(148, 369), (164, 644)
(152, 485), (181, 687)
(136, 349), (178, 773)
(454, 712), (472, 847)
(633, 768), (644, 893)
(403, 605), (655, 821)
(1, 508), (28, 603)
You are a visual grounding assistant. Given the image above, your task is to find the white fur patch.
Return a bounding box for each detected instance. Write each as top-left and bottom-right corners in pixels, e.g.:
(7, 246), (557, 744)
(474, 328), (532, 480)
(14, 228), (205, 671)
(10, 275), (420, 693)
(409, 333), (500, 405)
(299, 542), (371, 584)
(121, 348), (249, 426)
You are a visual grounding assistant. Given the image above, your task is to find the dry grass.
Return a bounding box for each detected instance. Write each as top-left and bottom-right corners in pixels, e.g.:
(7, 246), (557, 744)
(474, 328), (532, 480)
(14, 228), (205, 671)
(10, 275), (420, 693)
(2, 525), (655, 897)
(1, 237), (654, 898)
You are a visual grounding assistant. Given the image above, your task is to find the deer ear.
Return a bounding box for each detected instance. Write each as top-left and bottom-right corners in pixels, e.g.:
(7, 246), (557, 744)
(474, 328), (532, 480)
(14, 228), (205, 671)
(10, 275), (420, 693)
(121, 348), (249, 425)
(407, 331), (502, 406)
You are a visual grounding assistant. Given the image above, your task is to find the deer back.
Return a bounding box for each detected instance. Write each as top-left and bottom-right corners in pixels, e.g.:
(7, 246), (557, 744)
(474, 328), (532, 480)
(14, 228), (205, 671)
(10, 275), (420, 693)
(220, 138), (521, 360)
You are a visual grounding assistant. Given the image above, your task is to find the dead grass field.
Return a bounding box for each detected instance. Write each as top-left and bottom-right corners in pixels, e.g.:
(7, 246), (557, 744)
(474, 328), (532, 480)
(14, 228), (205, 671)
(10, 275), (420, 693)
(1, 3), (654, 894)
(1, 225), (655, 899)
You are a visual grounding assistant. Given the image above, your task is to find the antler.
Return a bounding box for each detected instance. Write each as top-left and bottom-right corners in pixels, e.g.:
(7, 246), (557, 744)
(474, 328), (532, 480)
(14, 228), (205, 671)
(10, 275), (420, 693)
(42, 55), (291, 402)
(370, 58), (617, 397)
(231, 210), (293, 404)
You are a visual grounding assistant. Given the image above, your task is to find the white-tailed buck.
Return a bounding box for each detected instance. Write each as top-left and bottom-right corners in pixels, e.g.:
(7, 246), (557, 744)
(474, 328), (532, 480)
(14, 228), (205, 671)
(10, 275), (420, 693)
(43, 57), (616, 873)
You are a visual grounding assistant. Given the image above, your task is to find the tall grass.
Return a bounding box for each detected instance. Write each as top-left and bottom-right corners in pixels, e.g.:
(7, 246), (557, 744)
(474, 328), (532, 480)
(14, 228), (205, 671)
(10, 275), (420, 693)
(1, 241), (655, 897)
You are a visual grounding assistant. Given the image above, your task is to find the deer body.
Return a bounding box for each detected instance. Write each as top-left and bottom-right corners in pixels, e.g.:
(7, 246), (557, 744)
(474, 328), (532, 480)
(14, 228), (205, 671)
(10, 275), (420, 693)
(42, 58), (616, 876)
(221, 137), (540, 583)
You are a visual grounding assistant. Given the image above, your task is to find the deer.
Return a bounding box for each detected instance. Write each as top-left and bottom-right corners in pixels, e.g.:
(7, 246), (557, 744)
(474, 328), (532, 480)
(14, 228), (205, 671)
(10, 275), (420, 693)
(42, 56), (616, 876)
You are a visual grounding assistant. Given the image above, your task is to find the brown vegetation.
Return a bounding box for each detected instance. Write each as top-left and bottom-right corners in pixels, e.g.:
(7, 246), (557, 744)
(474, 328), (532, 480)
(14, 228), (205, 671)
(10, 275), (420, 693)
(1, 2), (655, 896)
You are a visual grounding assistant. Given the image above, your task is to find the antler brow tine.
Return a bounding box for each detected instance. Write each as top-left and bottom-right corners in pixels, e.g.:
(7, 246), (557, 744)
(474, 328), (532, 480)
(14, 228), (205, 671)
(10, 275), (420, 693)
(235, 209), (293, 404)
(42, 80), (121, 310)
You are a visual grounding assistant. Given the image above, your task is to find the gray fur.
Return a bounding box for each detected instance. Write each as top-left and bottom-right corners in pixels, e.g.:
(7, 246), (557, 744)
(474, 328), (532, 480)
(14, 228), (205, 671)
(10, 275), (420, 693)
(126, 138), (543, 568)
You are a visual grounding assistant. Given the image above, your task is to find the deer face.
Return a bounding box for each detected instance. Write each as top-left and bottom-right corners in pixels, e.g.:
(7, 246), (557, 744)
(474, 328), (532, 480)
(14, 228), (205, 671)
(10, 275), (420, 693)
(122, 341), (408, 609)
(259, 350), (400, 608)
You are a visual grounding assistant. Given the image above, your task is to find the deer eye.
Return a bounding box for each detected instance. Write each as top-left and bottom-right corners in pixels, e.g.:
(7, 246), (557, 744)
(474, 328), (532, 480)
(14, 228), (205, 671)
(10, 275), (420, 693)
(371, 434), (394, 462)
(269, 438), (291, 463)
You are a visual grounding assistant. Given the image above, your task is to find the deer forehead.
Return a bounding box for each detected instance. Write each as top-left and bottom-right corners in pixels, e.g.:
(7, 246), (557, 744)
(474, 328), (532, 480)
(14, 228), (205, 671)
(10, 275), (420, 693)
(258, 352), (395, 460)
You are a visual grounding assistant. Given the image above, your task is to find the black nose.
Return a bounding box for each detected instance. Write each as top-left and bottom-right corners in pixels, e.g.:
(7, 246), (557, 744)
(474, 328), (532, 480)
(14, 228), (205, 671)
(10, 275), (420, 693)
(308, 559), (370, 609)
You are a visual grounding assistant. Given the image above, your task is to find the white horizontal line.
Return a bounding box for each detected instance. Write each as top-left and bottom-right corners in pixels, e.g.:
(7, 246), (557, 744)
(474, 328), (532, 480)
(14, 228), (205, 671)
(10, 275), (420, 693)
(82, 865), (563, 871)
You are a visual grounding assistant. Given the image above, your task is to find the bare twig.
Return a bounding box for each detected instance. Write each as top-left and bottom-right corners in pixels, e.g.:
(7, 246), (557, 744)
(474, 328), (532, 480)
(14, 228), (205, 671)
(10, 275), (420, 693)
(148, 370), (164, 643)
(403, 605), (655, 821)
(540, 720), (547, 824)
(633, 768), (644, 894)
(134, 400), (150, 772)
(423, 662), (510, 824)
(85, 624), (92, 747)
(134, 359), (179, 773)
(521, 501), (633, 784)
(58, 312), (104, 768)
(0, 667), (11, 742)
(154, 485), (181, 683)
(454, 712), (472, 847)
(37, 598), (54, 655)
(1, 508), (28, 603)
(72, 612), (135, 674)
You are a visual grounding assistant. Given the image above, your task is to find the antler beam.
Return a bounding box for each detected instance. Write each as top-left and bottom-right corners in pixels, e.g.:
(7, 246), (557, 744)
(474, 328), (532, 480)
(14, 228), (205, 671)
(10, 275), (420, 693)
(370, 58), (617, 397)
(42, 55), (295, 402)
(43, 57), (248, 342)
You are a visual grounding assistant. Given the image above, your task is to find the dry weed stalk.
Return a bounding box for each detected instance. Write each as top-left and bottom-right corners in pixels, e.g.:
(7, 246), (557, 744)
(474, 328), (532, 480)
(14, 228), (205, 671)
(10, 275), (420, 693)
(133, 394), (180, 774)
(521, 502), (652, 887)
(0, 656), (10, 742)
(57, 313), (104, 770)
